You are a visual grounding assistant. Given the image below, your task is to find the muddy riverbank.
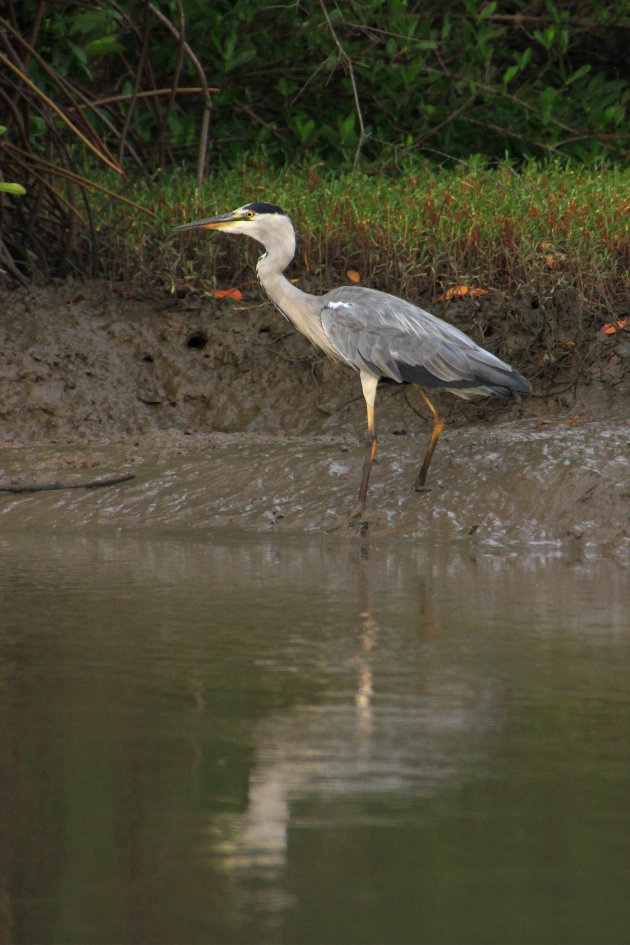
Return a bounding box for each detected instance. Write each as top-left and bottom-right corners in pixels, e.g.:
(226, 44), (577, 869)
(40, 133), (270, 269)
(1, 280), (629, 557)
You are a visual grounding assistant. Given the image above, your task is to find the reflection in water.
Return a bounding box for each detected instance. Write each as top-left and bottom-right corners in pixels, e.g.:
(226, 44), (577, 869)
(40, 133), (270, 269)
(1, 533), (630, 944)
(206, 550), (492, 890)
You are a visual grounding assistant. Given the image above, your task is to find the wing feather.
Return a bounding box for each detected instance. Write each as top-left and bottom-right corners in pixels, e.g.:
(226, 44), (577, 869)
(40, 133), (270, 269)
(320, 286), (530, 400)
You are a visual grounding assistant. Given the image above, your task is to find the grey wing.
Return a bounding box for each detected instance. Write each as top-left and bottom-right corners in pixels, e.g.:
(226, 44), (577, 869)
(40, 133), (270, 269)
(320, 285), (530, 400)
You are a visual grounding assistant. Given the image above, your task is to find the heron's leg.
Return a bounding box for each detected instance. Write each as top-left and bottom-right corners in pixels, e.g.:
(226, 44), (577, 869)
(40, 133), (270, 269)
(357, 373), (379, 511)
(414, 388), (444, 490)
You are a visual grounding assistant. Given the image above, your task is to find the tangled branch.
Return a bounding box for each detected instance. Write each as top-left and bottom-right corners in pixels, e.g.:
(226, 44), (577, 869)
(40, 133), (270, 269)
(0, 2), (214, 278)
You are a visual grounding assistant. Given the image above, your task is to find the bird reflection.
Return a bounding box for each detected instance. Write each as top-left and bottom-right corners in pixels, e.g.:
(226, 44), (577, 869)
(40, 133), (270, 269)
(355, 549), (379, 733)
(196, 541), (494, 937)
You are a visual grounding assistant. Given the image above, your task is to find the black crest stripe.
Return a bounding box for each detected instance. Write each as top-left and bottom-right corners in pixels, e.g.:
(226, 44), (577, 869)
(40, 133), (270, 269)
(243, 202), (286, 215)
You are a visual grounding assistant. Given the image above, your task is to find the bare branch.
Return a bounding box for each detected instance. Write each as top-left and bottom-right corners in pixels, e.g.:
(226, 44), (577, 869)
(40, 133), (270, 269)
(0, 474), (136, 494)
(148, 2), (214, 189)
(319, 0), (367, 174)
(0, 51), (124, 175)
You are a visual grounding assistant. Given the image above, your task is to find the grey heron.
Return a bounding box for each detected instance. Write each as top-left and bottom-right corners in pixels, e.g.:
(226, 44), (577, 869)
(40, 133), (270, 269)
(175, 202), (531, 511)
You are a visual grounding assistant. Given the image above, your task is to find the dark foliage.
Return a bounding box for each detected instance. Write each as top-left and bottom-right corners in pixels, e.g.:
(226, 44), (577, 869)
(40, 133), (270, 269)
(1, 0), (629, 277)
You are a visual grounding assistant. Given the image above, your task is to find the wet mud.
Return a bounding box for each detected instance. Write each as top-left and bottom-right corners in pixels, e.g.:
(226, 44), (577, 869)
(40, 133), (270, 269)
(1, 281), (629, 557)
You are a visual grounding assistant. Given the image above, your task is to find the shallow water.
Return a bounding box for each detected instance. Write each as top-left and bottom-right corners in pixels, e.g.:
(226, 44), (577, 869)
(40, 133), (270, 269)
(1, 531), (630, 944)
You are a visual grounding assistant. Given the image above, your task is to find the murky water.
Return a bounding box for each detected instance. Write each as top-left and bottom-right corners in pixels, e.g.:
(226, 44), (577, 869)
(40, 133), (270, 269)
(1, 530), (630, 944)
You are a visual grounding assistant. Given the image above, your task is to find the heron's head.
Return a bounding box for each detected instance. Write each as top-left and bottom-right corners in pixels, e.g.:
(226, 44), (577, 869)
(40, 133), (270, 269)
(174, 202), (291, 247)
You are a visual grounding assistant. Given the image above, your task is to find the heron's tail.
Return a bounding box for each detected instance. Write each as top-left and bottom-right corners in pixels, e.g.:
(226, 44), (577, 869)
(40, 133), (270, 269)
(398, 356), (531, 401)
(469, 357), (531, 401)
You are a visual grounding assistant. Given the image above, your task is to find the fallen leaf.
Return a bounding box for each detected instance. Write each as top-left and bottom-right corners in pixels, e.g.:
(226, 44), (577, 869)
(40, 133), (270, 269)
(346, 269), (361, 283)
(544, 250), (566, 269)
(539, 416), (579, 425)
(601, 317), (627, 335)
(208, 288), (244, 300)
(436, 285), (488, 301)
(66, 293), (85, 304)
(555, 340), (575, 346)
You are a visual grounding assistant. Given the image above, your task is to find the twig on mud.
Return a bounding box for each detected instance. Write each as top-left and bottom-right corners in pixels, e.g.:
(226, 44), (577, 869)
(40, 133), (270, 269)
(265, 342), (314, 363)
(320, 392), (365, 419)
(403, 387), (428, 420)
(0, 473), (136, 495)
(530, 338), (600, 400)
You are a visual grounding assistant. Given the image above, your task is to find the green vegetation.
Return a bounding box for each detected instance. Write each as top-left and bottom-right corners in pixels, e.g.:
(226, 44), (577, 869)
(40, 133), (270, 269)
(99, 159), (630, 316)
(1, 0), (629, 364)
(3, 0), (629, 175)
(193, 0), (630, 167)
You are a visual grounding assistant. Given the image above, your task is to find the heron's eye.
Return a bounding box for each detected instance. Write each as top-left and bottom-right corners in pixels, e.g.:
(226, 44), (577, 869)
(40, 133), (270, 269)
(246, 211), (254, 219)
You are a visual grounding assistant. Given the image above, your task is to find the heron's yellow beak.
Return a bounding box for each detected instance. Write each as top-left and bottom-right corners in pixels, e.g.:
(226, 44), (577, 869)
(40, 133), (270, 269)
(173, 210), (245, 234)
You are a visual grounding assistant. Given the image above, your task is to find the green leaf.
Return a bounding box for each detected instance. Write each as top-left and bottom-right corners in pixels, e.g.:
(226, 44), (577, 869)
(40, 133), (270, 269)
(84, 37), (125, 57)
(566, 64), (591, 85)
(0, 183), (27, 195)
(603, 105), (624, 125)
(534, 26), (555, 48)
(503, 65), (518, 85)
(67, 39), (88, 65)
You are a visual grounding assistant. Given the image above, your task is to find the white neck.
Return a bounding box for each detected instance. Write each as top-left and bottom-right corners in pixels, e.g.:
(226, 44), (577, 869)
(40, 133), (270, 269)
(254, 218), (336, 356)
(255, 216), (296, 306)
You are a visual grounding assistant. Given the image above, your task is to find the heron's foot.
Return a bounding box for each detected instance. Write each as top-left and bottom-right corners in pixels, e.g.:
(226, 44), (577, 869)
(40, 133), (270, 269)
(349, 501), (375, 532)
(349, 501), (367, 522)
(350, 518), (372, 537)
(413, 472), (432, 493)
(349, 513), (373, 538)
